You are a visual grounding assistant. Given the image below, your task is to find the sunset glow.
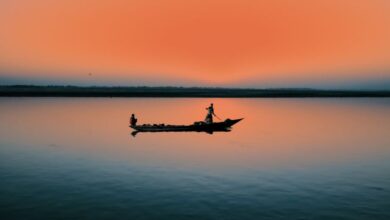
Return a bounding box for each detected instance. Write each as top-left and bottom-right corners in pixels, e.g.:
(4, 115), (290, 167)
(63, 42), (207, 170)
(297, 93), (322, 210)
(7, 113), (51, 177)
(1, 0), (389, 87)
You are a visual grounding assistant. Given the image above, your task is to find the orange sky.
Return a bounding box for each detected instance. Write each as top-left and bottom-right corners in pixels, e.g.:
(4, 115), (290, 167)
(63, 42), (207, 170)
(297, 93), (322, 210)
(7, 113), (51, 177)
(0, 0), (389, 87)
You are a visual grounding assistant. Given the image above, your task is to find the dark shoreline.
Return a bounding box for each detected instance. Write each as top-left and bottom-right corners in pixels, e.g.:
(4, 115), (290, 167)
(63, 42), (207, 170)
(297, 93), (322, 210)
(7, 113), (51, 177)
(0, 85), (389, 97)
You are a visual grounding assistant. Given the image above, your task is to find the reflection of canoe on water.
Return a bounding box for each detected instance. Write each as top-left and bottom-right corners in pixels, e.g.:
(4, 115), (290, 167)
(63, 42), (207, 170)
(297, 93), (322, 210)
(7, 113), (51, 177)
(130, 118), (243, 134)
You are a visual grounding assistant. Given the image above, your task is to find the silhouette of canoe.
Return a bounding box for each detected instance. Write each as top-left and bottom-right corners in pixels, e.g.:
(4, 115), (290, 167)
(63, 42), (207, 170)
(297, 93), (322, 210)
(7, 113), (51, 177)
(130, 118), (243, 132)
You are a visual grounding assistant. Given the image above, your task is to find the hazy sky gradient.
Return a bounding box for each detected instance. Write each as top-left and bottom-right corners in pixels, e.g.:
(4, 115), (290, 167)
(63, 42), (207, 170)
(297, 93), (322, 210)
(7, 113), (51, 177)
(1, 0), (389, 88)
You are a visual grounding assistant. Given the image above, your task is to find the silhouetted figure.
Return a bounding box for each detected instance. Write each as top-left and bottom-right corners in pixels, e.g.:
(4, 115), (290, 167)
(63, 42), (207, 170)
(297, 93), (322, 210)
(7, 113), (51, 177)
(130, 114), (137, 127)
(205, 103), (216, 124)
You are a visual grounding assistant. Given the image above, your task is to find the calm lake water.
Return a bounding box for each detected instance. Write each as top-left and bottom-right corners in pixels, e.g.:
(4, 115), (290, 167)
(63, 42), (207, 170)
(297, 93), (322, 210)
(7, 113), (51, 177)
(1, 98), (390, 220)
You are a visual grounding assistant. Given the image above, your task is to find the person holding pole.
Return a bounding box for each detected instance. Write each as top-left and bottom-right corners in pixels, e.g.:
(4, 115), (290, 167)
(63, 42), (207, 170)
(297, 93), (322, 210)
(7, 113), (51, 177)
(205, 103), (219, 124)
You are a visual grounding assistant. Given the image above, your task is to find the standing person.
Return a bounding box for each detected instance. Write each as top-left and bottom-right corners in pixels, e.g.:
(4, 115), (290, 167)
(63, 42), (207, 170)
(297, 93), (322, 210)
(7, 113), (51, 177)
(130, 114), (137, 127)
(205, 103), (216, 124)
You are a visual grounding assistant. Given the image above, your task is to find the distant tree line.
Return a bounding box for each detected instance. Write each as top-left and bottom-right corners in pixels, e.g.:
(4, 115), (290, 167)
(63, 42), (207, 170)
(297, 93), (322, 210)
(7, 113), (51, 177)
(0, 85), (389, 97)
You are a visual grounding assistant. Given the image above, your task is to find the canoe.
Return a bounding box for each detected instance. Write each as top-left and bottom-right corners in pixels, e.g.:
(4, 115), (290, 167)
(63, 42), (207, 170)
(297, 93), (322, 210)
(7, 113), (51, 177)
(130, 118), (243, 133)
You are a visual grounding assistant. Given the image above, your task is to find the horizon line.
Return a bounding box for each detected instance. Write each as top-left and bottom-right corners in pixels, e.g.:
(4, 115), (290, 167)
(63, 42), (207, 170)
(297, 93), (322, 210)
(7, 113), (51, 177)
(1, 84), (390, 92)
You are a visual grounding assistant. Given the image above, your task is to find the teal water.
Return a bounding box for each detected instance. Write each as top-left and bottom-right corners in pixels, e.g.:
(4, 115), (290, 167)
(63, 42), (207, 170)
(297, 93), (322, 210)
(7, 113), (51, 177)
(1, 98), (390, 219)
